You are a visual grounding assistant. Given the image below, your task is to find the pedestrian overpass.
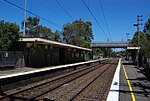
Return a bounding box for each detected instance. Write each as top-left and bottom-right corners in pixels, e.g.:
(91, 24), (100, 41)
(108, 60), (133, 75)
(91, 42), (129, 48)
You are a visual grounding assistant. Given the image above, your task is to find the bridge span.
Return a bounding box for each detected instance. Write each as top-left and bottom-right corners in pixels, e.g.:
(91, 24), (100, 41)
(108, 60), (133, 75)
(91, 42), (129, 48)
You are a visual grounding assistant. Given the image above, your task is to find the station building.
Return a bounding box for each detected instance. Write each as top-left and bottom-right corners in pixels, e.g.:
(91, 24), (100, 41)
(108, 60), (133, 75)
(2, 37), (92, 68)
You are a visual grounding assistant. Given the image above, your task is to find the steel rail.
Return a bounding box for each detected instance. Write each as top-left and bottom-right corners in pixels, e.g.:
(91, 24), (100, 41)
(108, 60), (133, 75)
(69, 63), (113, 101)
(0, 61), (109, 100)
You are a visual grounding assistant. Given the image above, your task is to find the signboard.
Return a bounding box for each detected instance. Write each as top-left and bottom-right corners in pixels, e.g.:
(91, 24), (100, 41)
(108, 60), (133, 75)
(127, 47), (140, 50)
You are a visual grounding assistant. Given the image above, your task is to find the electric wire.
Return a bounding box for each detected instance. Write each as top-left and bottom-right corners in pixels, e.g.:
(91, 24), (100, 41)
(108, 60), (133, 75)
(56, 0), (74, 20)
(98, 0), (112, 41)
(82, 0), (109, 40)
(3, 0), (62, 29)
(30, 0), (32, 13)
(38, 0), (71, 21)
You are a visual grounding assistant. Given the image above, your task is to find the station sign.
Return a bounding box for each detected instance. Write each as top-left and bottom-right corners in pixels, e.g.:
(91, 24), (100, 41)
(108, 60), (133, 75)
(127, 47), (140, 50)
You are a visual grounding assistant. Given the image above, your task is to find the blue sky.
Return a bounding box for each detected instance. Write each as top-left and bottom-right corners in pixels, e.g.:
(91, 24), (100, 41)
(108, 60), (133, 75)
(0, 0), (150, 42)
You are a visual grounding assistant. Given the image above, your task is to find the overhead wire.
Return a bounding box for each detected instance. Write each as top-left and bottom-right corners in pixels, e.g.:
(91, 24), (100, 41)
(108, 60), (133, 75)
(29, 0), (32, 13)
(98, 0), (112, 41)
(38, 0), (71, 21)
(55, 0), (74, 20)
(3, 0), (62, 29)
(82, 0), (109, 40)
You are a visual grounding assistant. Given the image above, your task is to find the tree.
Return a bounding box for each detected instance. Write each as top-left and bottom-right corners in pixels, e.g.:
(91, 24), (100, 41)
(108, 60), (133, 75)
(53, 30), (63, 42)
(22, 16), (42, 36)
(130, 17), (150, 56)
(130, 31), (146, 47)
(40, 26), (53, 39)
(63, 19), (94, 48)
(0, 20), (20, 51)
(22, 16), (62, 41)
(101, 48), (112, 58)
(144, 18), (150, 34)
(142, 17), (150, 56)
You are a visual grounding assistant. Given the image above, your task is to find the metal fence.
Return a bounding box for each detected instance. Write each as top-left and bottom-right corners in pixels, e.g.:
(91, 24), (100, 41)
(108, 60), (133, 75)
(0, 51), (16, 61)
(0, 51), (15, 68)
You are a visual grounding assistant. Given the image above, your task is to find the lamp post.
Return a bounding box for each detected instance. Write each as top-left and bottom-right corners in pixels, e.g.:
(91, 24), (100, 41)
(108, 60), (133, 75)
(133, 15), (143, 67)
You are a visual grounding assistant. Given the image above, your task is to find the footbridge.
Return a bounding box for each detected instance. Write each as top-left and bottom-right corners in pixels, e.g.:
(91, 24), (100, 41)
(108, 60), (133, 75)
(91, 42), (129, 48)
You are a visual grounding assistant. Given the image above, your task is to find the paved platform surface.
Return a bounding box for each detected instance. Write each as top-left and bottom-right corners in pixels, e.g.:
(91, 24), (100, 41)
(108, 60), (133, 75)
(0, 67), (36, 76)
(0, 59), (103, 79)
(119, 60), (150, 101)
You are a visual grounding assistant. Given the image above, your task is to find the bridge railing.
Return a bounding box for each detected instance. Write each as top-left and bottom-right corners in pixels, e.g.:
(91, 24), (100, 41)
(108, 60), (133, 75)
(91, 42), (129, 48)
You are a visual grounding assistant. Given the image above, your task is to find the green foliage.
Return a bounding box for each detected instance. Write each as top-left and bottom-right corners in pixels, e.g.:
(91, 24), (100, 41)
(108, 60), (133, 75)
(22, 17), (94, 47)
(93, 48), (102, 56)
(141, 37), (150, 56)
(63, 19), (94, 48)
(142, 18), (150, 56)
(53, 30), (63, 42)
(22, 16), (42, 36)
(131, 17), (150, 57)
(101, 48), (112, 57)
(0, 20), (20, 51)
(144, 18), (150, 34)
(22, 16), (62, 41)
(93, 48), (112, 58)
(130, 31), (146, 47)
(40, 26), (53, 39)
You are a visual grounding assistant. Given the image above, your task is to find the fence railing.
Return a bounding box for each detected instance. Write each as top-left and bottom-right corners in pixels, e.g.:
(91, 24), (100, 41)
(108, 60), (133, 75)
(0, 61), (15, 67)
(0, 51), (16, 68)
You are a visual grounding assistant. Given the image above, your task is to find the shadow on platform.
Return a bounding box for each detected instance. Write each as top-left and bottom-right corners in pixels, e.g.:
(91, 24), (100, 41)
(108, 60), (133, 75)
(111, 89), (150, 98)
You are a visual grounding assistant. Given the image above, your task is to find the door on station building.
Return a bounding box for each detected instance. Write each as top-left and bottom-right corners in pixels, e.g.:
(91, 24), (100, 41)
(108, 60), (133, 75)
(59, 48), (66, 64)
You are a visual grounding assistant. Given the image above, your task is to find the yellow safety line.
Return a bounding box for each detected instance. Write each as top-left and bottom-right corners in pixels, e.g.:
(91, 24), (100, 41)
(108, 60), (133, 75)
(122, 64), (136, 101)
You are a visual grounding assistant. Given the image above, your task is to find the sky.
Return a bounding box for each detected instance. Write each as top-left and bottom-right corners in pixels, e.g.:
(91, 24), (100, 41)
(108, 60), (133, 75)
(0, 0), (150, 42)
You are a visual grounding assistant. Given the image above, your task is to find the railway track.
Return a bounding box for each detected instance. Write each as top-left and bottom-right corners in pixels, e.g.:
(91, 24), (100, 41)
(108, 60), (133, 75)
(0, 59), (117, 101)
(37, 60), (117, 101)
(71, 61), (117, 101)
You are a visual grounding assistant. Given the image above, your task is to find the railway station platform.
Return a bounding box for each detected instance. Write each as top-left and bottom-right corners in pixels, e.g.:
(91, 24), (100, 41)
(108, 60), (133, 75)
(0, 59), (103, 79)
(119, 60), (150, 101)
(0, 67), (36, 77)
(1, 58), (150, 101)
(107, 59), (150, 101)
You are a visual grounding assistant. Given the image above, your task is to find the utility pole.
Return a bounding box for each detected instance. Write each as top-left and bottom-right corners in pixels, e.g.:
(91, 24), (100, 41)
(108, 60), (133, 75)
(126, 33), (129, 42)
(133, 15), (143, 67)
(23, 0), (26, 36)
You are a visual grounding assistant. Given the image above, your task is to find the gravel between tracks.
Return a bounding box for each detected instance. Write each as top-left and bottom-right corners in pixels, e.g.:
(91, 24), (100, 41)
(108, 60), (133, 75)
(0, 63), (101, 101)
(36, 64), (111, 101)
(0, 59), (117, 101)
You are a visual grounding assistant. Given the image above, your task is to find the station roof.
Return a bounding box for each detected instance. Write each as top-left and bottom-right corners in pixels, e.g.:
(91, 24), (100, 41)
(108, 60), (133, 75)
(127, 47), (140, 50)
(19, 37), (92, 51)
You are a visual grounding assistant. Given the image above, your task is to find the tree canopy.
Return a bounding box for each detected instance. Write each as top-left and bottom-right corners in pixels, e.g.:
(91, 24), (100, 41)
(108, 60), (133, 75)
(144, 18), (150, 34)
(0, 16), (94, 51)
(142, 17), (150, 56)
(130, 31), (146, 47)
(130, 17), (150, 56)
(63, 19), (94, 48)
(0, 20), (20, 51)
(22, 16), (41, 36)
(22, 16), (62, 41)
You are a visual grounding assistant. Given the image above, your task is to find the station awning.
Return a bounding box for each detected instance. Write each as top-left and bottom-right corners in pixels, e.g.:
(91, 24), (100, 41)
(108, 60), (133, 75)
(19, 37), (92, 51)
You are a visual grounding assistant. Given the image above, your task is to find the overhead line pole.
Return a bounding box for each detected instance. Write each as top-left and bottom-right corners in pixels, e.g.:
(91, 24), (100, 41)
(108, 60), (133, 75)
(23, 0), (26, 36)
(3, 0), (62, 29)
(133, 15), (143, 67)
